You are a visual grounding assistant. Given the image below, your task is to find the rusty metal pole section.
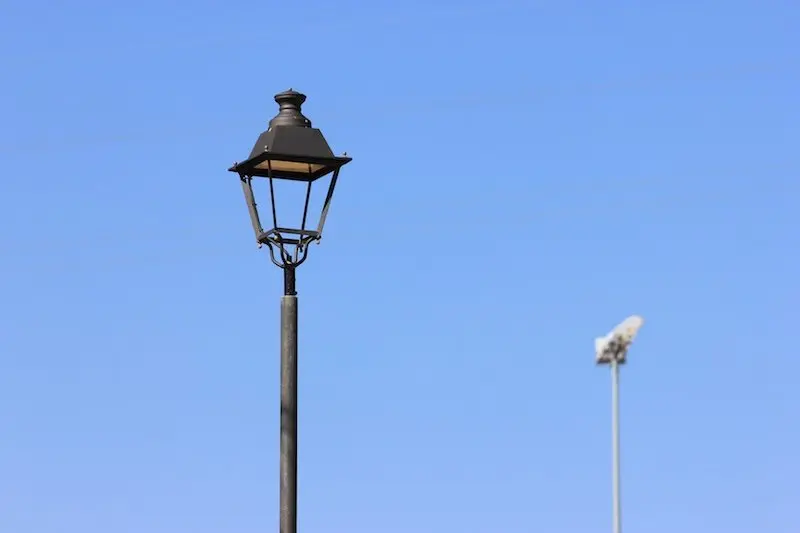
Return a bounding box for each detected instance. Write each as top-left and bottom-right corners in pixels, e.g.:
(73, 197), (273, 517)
(280, 266), (299, 533)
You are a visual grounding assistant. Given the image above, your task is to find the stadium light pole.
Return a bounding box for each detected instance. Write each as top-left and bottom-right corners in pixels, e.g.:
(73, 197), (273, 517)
(594, 315), (645, 533)
(227, 89), (352, 533)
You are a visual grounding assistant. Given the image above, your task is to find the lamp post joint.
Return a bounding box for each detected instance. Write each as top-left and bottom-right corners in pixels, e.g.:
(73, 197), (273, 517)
(284, 264), (297, 296)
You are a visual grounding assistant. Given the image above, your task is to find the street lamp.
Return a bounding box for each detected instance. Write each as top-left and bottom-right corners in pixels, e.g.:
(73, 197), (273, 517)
(228, 89), (352, 533)
(594, 315), (645, 533)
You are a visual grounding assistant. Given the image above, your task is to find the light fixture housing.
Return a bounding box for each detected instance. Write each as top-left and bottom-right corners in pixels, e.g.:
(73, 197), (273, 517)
(228, 89), (352, 268)
(595, 315), (645, 364)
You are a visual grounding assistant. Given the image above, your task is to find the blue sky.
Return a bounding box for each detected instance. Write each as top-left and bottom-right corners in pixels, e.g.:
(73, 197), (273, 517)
(1, 1), (798, 532)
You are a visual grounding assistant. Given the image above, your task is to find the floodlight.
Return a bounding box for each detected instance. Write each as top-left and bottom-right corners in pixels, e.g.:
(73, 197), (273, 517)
(595, 315), (644, 364)
(594, 314), (645, 533)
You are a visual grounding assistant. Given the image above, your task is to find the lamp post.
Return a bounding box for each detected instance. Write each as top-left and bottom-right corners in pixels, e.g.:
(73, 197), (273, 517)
(594, 315), (645, 533)
(228, 89), (351, 533)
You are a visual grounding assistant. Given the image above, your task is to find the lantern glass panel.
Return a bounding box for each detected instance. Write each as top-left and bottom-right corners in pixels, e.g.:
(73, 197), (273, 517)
(254, 159), (327, 175)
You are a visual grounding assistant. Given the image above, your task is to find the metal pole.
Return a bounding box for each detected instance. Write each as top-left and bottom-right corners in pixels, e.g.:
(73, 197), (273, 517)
(610, 359), (622, 533)
(280, 266), (298, 533)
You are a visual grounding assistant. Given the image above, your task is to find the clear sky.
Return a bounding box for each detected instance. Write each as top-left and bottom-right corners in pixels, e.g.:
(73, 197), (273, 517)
(1, 1), (798, 532)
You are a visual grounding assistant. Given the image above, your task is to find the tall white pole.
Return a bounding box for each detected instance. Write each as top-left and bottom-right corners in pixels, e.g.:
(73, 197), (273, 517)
(610, 359), (622, 533)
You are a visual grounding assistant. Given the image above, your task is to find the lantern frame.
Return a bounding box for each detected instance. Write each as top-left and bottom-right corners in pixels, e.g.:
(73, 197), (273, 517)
(228, 89), (352, 270)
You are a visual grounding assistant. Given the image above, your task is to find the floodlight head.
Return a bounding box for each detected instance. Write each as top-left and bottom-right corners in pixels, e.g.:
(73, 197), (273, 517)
(595, 315), (644, 365)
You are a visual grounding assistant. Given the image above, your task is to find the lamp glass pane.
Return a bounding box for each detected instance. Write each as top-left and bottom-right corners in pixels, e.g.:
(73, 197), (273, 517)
(254, 159), (326, 174)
